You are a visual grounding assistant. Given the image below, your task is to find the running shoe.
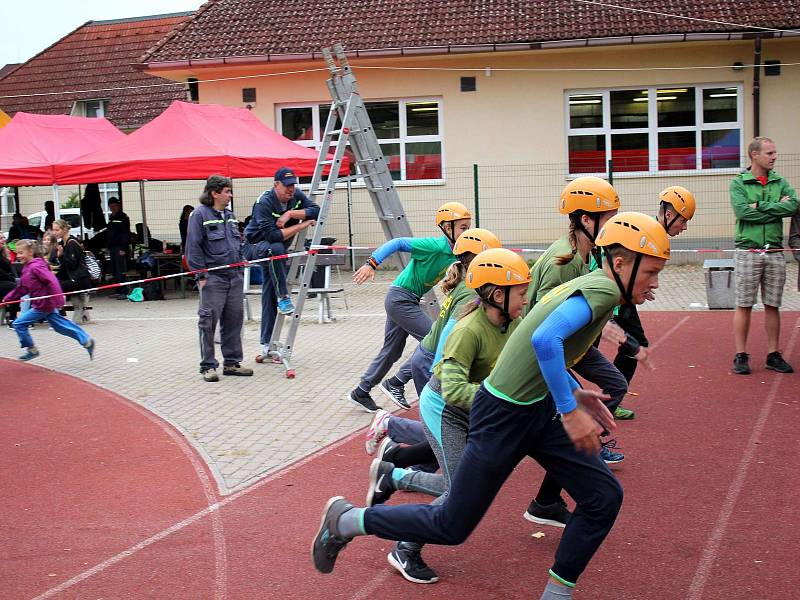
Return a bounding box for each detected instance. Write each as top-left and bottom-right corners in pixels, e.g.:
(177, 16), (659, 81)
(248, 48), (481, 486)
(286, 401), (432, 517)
(523, 497), (571, 528)
(766, 351), (794, 373)
(732, 352), (751, 375)
(18, 347), (40, 361)
(311, 496), (353, 574)
(277, 296), (295, 315)
(348, 388), (380, 413)
(376, 437), (398, 463)
(600, 439), (625, 464)
(366, 459), (395, 506)
(387, 543), (439, 584)
(613, 406), (635, 420)
(379, 379), (411, 410)
(365, 409), (391, 455)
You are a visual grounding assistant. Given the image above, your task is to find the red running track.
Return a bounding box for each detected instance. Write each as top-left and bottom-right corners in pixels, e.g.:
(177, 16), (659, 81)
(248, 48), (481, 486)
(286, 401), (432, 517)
(1, 311), (798, 599)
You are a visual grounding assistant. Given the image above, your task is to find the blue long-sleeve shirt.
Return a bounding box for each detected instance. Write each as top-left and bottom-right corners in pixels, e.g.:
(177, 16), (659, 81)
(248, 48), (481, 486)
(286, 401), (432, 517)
(531, 295), (591, 414)
(244, 188), (320, 246)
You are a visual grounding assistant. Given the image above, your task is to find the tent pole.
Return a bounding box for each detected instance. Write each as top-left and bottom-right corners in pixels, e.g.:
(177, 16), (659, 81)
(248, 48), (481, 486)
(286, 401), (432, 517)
(78, 184), (84, 239)
(139, 180), (150, 247)
(53, 184), (61, 219)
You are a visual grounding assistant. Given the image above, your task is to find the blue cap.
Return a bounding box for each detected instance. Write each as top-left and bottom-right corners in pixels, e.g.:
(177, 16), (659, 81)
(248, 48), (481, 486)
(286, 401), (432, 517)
(274, 167), (298, 185)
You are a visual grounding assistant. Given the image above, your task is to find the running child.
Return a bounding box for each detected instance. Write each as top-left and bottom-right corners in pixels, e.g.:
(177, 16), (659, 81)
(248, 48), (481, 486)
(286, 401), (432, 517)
(2, 239), (95, 361)
(312, 212), (671, 600)
(348, 202), (471, 412)
(365, 248), (530, 584)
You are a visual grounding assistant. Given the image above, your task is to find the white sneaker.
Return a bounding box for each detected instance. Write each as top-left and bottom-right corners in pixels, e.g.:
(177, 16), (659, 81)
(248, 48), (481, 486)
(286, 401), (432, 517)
(365, 409), (391, 455)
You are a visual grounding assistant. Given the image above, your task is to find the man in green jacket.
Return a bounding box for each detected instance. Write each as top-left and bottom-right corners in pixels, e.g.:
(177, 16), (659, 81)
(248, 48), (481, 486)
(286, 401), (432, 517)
(730, 136), (798, 375)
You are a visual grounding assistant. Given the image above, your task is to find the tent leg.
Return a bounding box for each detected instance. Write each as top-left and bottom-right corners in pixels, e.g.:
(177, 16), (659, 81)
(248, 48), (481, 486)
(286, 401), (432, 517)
(53, 184), (61, 219)
(139, 180), (150, 247)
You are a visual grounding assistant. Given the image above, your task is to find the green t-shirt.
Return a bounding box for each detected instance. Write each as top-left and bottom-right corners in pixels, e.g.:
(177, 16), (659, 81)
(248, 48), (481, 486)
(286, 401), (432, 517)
(485, 270), (620, 405)
(525, 235), (589, 316)
(434, 307), (520, 410)
(392, 236), (456, 298)
(421, 280), (476, 352)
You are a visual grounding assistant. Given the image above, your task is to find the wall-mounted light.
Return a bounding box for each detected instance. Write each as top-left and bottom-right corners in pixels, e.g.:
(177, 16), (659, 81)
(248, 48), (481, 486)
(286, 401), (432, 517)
(731, 62), (744, 71)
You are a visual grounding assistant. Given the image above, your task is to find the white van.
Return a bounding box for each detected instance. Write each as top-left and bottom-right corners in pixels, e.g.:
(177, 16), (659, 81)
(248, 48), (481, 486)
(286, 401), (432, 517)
(27, 208), (100, 239)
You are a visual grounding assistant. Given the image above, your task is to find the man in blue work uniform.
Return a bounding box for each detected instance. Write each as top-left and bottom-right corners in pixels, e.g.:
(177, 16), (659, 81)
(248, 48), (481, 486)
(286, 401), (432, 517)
(186, 175), (253, 382)
(243, 167), (319, 353)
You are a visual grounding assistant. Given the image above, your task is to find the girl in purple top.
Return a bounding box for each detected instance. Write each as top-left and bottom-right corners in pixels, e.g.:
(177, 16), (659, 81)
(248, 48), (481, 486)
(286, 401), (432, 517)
(2, 239), (95, 361)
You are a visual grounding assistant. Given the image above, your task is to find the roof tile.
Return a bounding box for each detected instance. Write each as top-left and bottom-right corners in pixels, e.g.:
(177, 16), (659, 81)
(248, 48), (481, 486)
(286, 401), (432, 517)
(0, 13), (192, 130)
(142, 0), (800, 63)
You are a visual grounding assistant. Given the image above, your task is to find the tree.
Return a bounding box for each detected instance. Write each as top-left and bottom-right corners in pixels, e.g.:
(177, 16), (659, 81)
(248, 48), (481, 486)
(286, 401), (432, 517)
(62, 192), (81, 209)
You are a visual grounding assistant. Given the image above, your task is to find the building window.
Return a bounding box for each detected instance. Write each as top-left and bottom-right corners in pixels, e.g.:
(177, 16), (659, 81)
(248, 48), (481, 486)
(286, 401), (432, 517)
(566, 85), (742, 175)
(73, 99), (109, 119)
(277, 98), (443, 182)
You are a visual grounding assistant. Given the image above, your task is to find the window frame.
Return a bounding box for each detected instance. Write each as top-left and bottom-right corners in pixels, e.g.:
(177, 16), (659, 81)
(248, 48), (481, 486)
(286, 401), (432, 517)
(276, 97), (445, 185)
(71, 99), (109, 119)
(564, 83), (744, 177)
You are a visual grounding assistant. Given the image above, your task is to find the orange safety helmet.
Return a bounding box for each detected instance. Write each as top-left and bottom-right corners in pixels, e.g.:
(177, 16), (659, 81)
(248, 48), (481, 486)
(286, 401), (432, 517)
(596, 212), (670, 260)
(453, 228), (502, 256)
(435, 202), (471, 225)
(559, 176), (620, 215)
(659, 186), (696, 220)
(466, 248), (532, 289)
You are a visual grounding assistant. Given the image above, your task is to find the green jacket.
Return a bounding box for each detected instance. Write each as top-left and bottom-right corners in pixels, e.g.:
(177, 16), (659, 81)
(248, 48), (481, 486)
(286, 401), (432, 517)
(730, 170), (798, 249)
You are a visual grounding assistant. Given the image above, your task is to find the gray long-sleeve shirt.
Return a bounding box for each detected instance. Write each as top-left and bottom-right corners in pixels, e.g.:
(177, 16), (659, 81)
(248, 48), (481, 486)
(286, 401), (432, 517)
(185, 204), (242, 278)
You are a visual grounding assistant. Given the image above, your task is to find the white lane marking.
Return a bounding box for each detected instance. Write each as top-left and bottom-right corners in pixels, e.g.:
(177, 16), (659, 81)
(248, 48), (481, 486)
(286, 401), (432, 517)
(686, 317), (800, 600)
(647, 314), (691, 351)
(32, 427), (366, 599)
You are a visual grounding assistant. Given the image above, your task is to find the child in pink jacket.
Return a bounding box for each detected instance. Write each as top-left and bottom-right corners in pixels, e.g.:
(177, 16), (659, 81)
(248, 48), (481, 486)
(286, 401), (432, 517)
(2, 239), (95, 361)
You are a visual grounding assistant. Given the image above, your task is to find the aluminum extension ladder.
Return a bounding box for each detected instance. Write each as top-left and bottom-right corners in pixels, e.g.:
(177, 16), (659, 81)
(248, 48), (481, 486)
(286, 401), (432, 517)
(262, 43), (432, 377)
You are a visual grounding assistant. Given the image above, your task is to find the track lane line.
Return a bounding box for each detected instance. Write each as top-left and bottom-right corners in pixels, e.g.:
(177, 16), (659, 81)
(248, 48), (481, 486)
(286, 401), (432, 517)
(686, 316), (800, 600)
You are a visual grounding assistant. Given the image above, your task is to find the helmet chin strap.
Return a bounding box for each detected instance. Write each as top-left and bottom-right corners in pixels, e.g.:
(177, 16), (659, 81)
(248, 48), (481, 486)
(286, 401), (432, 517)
(483, 288), (512, 333)
(660, 201), (681, 233)
(573, 213), (602, 264)
(440, 222), (457, 245)
(604, 251), (643, 305)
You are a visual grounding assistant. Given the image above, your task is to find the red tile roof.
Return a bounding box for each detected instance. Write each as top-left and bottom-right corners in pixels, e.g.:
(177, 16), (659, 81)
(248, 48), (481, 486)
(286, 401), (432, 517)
(141, 0), (800, 64)
(0, 13), (192, 130)
(0, 64), (21, 79)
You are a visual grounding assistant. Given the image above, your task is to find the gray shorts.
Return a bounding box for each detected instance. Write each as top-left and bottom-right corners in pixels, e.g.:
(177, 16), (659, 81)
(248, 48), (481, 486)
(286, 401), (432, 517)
(734, 250), (786, 308)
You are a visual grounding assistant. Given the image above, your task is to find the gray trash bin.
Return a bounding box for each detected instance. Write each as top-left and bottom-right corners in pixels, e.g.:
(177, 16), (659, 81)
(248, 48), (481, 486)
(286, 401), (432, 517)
(703, 258), (736, 309)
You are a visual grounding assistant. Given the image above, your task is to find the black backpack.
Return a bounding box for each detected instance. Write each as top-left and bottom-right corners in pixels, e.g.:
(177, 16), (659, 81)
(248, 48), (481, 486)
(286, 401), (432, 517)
(142, 281), (164, 301)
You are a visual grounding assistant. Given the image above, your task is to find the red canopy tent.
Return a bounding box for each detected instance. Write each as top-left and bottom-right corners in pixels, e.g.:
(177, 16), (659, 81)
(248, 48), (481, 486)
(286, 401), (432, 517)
(0, 112), (124, 186)
(57, 101), (342, 183)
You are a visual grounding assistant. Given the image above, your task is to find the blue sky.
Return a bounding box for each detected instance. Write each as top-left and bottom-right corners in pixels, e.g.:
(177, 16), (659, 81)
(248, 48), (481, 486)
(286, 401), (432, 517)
(1, 1), (202, 67)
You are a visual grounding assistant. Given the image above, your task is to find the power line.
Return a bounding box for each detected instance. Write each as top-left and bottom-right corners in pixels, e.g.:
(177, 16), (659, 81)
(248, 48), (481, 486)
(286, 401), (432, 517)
(572, 0), (800, 36)
(2, 60), (798, 100)
(0, 68), (330, 100)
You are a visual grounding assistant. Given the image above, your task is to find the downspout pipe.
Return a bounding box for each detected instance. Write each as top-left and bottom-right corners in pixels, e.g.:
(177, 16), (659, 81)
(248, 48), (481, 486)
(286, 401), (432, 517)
(753, 35), (761, 137)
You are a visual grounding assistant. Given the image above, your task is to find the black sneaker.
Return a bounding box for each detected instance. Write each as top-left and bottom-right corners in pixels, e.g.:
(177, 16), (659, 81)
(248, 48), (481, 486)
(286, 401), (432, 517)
(523, 497), (571, 528)
(366, 459), (395, 507)
(379, 379), (411, 409)
(311, 496), (353, 574)
(387, 543), (439, 584)
(766, 351), (794, 373)
(732, 352), (751, 375)
(348, 388), (380, 413)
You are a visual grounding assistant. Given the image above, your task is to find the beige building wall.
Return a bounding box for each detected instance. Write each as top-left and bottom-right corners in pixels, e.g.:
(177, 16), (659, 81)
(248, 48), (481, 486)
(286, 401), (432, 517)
(11, 39), (798, 264)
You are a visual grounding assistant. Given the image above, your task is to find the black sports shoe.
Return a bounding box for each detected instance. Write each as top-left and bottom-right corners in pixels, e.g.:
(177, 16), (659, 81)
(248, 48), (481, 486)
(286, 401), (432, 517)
(523, 497), (571, 528)
(311, 496), (353, 574)
(766, 351), (794, 373)
(379, 379), (411, 409)
(366, 459), (395, 507)
(348, 388), (380, 413)
(732, 352), (751, 375)
(387, 543), (439, 584)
